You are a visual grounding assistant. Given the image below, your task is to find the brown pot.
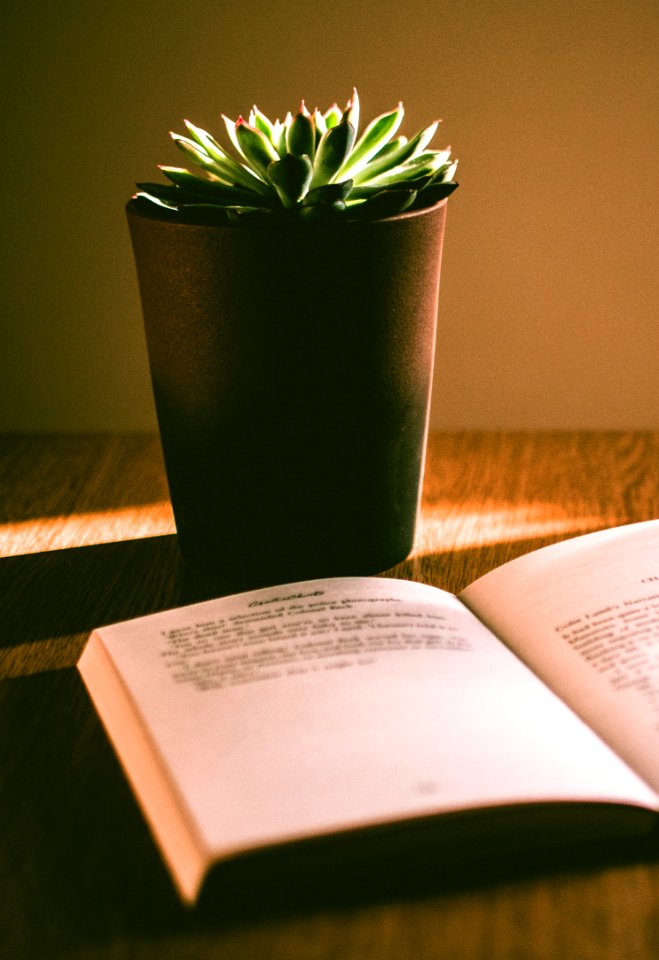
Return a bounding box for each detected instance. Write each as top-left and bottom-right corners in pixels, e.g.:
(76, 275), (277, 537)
(126, 198), (448, 585)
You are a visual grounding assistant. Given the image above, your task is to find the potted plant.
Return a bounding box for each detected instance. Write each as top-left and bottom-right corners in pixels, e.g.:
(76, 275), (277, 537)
(127, 89), (458, 584)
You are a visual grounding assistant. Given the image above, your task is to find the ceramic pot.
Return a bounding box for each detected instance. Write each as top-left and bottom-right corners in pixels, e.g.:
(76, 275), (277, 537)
(126, 198), (448, 583)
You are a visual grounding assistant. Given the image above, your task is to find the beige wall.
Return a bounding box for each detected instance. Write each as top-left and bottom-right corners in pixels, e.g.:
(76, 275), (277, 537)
(1, 0), (657, 431)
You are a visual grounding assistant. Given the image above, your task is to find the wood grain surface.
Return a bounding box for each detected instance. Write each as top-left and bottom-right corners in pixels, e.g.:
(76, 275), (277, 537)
(1, 431), (658, 959)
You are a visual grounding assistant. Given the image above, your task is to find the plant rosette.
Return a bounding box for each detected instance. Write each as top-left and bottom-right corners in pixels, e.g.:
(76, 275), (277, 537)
(133, 88), (458, 225)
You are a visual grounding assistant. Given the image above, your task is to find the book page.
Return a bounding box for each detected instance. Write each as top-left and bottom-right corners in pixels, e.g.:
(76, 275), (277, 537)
(81, 575), (656, 899)
(460, 520), (659, 793)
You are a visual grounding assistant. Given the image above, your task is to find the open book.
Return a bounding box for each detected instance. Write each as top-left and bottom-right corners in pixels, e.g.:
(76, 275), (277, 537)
(78, 520), (659, 904)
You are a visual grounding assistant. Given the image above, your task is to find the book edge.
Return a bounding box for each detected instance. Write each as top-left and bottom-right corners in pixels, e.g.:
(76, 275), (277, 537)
(78, 632), (210, 904)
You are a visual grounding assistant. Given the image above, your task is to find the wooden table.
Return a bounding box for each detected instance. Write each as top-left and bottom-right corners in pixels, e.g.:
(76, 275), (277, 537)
(1, 431), (658, 959)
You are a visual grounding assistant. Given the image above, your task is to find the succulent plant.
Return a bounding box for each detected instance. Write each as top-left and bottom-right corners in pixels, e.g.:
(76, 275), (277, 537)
(133, 89), (458, 224)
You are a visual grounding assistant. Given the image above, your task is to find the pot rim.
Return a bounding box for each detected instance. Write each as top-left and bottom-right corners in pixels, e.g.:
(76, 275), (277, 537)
(125, 195), (449, 231)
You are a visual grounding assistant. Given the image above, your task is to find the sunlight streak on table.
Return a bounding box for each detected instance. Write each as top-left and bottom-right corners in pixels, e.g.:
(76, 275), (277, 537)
(416, 500), (621, 556)
(0, 503), (176, 557)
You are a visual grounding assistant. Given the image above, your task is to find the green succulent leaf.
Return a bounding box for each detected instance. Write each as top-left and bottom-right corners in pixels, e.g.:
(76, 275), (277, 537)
(349, 187), (418, 219)
(170, 133), (214, 167)
(249, 106), (276, 143)
(221, 114), (245, 158)
(299, 199), (348, 220)
(369, 136), (407, 162)
(434, 159), (458, 182)
(235, 119), (280, 180)
(412, 180), (459, 207)
(311, 118), (356, 187)
(286, 104), (316, 159)
(343, 88), (360, 136)
(267, 153), (314, 208)
(135, 181), (182, 201)
(133, 191), (181, 213)
(301, 180), (353, 207)
(171, 132), (235, 186)
(363, 152), (454, 191)
(172, 130), (270, 195)
(270, 118), (288, 155)
(349, 175), (432, 200)
(323, 103), (342, 129)
(313, 108), (327, 138)
(159, 166), (273, 206)
(336, 102), (404, 180)
(354, 122), (440, 184)
(182, 122), (229, 163)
